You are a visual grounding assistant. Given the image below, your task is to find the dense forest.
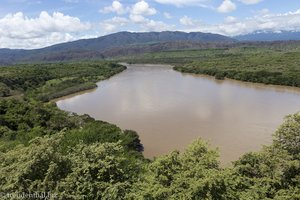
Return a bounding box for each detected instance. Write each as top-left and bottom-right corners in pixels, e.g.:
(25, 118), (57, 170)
(174, 50), (300, 87)
(123, 45), (300, 87)
(0, 61), (299, 199)
(0, 62), (125, 101)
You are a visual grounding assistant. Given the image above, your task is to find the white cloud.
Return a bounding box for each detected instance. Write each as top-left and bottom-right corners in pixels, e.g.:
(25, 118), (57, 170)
(217, 0), (236, 13)
(0, 11), (90, 49)
(129, 14), (145, 23)
(224, 16), (237, 24)
(142, 19), (174, 31)
(239, 0), (263, 5)
(129, 14), (173, 31)
(100, 0), (172, 33)
(0, 32), (75, 49)
(100, 17), (129, 32)
(181, 9), (300, 36)
(100, 1), (128, 15)
(131, 0), (157, 16)
(180, 16), (197, 26)
(154, 0), (209, 7)
(163, 12), (172, 19)
(128, 1), (157, 24)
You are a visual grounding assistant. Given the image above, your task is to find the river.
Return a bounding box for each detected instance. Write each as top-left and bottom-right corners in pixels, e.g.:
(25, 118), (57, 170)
(56, 64), (300, 164)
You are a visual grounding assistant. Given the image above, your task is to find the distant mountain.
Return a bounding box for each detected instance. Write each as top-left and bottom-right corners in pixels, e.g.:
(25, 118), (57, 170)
(234, 31), (300, 41)
(101, 41), (238, 58)
(44, 31), (236, 52)
(0, 31), (235, 65)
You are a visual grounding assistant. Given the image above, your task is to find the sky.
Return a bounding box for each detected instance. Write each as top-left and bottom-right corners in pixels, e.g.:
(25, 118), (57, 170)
(1, 0), (300, 49)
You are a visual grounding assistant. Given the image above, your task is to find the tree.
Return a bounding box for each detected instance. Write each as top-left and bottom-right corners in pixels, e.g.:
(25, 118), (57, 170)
(273, 113), (300, 157)
(0, 82), (10, 97)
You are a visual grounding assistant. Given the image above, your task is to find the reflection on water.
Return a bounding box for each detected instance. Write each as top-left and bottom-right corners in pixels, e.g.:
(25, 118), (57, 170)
(56, 64), (300, 164)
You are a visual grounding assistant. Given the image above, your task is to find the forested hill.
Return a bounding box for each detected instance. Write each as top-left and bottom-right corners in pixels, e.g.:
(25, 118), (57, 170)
(0, 31), (235, 65)
(45, 31), (236, 51)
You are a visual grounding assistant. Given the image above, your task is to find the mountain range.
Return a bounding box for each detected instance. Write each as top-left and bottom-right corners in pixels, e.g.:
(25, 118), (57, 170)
(0, 31), (235, 65)
(1, 30), (300, 65)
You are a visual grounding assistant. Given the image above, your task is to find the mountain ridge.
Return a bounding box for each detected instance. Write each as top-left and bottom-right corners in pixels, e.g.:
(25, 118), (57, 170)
(0, 31), (235, 65)
(2, 30), (300, 65)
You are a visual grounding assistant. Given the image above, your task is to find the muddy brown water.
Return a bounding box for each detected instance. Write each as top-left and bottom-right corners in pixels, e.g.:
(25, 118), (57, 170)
(56, 64), (300, 164)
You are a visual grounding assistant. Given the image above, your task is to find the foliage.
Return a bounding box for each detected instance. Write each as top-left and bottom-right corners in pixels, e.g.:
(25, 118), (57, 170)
(273, 114), (300, 156)
(1, 113), (299, 199)
(0, 133), (144, 200)
(123, 44), (300, 87)
(174, 50), (300, 87)
(0, 60), (299, 199)
(0, 82), (11, 97)
(0, 99), (144, 156)
(0, 61), (126, 101)
(127, 140), (227, 200)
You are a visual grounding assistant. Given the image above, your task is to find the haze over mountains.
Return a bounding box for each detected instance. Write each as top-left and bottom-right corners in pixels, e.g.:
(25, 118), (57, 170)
(1, 30), (300, 65)
(234, 31), (300, 41)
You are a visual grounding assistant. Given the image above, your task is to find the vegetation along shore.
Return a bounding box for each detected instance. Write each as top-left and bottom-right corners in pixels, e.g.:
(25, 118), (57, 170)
(0, 60), (299, 199)
(122, 44), (300, 88)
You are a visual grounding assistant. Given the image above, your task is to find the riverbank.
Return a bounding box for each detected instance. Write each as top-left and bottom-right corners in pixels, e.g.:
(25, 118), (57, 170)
(120, 46), (300, 88)
(0, 62), (126, 102)
(177, 68), (300, 95)
(0, 62), (299, 199)
(174, 61), (300, 87)
(0, 61), (142, 158)
(56, 63), (300, 164)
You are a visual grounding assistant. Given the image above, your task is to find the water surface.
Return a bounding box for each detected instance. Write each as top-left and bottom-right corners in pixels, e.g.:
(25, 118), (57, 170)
(56, 64), (300, 164)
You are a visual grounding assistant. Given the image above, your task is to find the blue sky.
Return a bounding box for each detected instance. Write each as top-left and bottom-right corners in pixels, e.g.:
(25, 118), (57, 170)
(1, 0), (300, 49)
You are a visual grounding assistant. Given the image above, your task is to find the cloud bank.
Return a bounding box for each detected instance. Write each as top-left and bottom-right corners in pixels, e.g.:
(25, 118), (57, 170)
(181, 9), (300, 36)
(1, 0), (299, 49)
(0, 11), (90, 49)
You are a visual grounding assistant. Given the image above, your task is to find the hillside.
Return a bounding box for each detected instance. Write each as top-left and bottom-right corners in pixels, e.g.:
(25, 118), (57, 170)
(0, 31), (235, 65)
(43, 31), (236, 51)
(2, 31), (300, 65)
